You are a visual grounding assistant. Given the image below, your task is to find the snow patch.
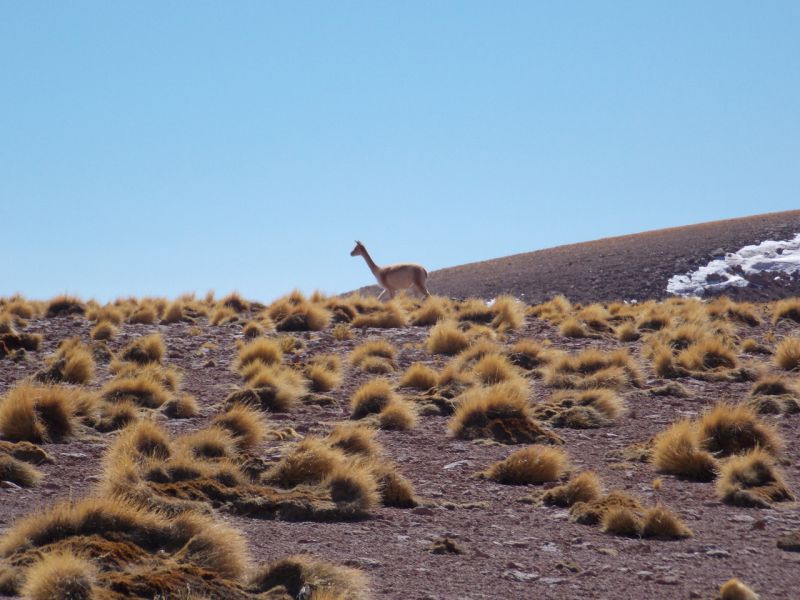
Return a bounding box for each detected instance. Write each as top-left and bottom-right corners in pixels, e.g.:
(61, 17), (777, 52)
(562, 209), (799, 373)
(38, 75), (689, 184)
(667, 233), (800, 297)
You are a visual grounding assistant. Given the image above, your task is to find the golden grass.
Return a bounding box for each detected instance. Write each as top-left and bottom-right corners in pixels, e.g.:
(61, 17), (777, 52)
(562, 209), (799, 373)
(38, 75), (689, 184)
(697, 403), (781, 457)
(127, 305), (157, 324)
(379, 400), (417, 431)
(221, 291), (250, 313)
(535, 389), (627, 429)
(332, 323), (354, 341)
(719, 578), (760, 600)
(306, 355), (343, 393)
(507, 338), (553, 370)
(178, 427), (236, 460)
(0, 384), (76, 443)
(651, 419), (717, 481)
(676, 338), (737, 371)
(0, 454), (43, 487)
(327, 425), (380, 458)
(775, 337), (800, 371)
(542, 471), (602, 507)
(491, 295), (525, 330)
(120, 333), (165, 365)
(20, 552), (96, 600)
(236, 338), (283, 370)
(102, 374), (172, 408)
(250, 555), (369, 600)
(210, 305), (239, 325)
(410, 296), (450, 326)
(242, 320), (265, 338)
(716, 448), (794, 507)
(351, 378), (396, 419)
(615, 322), (640, 342)
(160, 301), (186, 324)
(350, 339), (396, 368)
(750, 374), (797, 398)
(544, 348), (642, 389)
(426, 320), (470, 355)
(483, 445), (568, 484)
(399, 362), (438, 390)
(559, 318), (589, 338)
(601, 505), (643, 537)
(211, 405), (268, 451)
(359, 356), (395, 374)
(265, 438), (346, 487)
(36, 339), (96, 385)
(351, 301), (407, 329)
(773, 297), (800, 325)
(641, 505), (692, 539)
(90, 321), (117, 341)
(273, 301), (331, 332)
(45, 295), (85, 318)
(471, 353), (520, 386)
(86, 304), (124, 325)
(161, 394), (199, 419)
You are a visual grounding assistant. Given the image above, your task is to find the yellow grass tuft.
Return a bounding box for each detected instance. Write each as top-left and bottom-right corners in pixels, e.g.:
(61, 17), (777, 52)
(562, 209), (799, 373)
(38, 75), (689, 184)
(615, 322), (640, 342)
(0, 454), (43, 487)
(332, 323), (354, 341)
(676, 338), (737, 371)
(601, 505), (643, 537)
(305, 355), (343, 393)
(350, 339), (396, 369)
(410, 296), (450, 326)
(716, 448), (794, 507)
(773, 298), (800, 325)
(237, 364), (308, 411)
(483, 445), (568, 484)
(559, 317), (589, 338)
(471, 353), (520, 386)
(102, 374), (172, 408)
(542, 471), (602, 507)
(641, 504), (692, 539)
(399, 362), (438, 390)
(491, 295), (525, 330)
(161, 394), (199, 419)
(327, 424), (380, 458)
(250, 555), (370, 600)
(426, 320), (470, 355)
(697, 403), (781, 457)
(127, 304), (157, 324)
(236, 337), (283, 371)
(45, 295), (85, 318)
(507, 338), (553, 370)
(651, 419), (717, 481)
(775, 337), (800, 371)
(90, 321), (117, 341)
(351, 378), (396, 419)
(379, 400), (417, 431)
(120, 333), (165, 365)
(20, 552), (96, 600)
(211, 405), (268, 451)
(719, 578), (760, 600)
(210, 305), (239, 325)
(351, 301), (407, 329)
(0, 384), (76, 443)
(545, 348), (642, 389)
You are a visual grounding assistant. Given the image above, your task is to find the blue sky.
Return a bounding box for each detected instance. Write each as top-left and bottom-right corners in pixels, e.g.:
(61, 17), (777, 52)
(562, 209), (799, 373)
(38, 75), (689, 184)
(1, 2), (798, 302)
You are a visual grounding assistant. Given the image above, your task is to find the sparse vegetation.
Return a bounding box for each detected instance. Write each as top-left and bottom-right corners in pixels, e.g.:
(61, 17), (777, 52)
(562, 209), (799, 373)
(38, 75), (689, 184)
(482, 445), (568, 484)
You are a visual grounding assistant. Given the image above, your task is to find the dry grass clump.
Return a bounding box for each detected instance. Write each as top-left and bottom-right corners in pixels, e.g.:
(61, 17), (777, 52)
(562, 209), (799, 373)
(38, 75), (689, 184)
(719, 578), (760, 600)
(211, 405), (267, 451)
(90, 321), (117, 341)
(3, 298), (37, 320)
(399, 362), (438, 390)
(544, 348), (642, 389)
(534, 389), (626, 429)
(0, 384), (76, 443)
(305, 354), (343, 393)
(86, 304), (124, 325)
(559, 317), (589, 338)
(160, 394), (199, 419)
(242, 320), (265, 339)
(471, 353), (521, 386)
(482, 445), (568, 484)
(221, 291), (250, 313)
(120, 333), (165, 365)
(349, 338), (396, 372)
(455, 298), (496, 324)
(210, 305), (239, 325)
(102, 374), (172, 409)
(426, 320), (470, 355)
(775, 337), (800, 371)
(327, 424), (380, 458)
(351, 301), (407, 329)
(250, 555), (369, 600)
(0, 330), (43, 357)
(601, 506), (643, 537)
(228, 364), (308, 412)
(641, 504), (693, 539)
(236, 338), (283, 371)
(269, 293), (331, 332)
(615, 322), (640, 342)
(160, 300), (189, 324)
(351, 378), (396, 419)
(178, 427), (236, 461)
(0, 454), (43, 487)
(45, 295), (85, 318)
(716, 448), (794, 508)
(410, 296), (450, 326)
(491, 295), (525, 331)
(636, 307), (671, 332)
(697, 403), (781, 457)
(741, 337), (771, 355)
(676, 338), (737, 371)
(20, 552), (96, 600)
(542, 471), (602, 507)
(773, 298), (800, 325)
(748, 374), (800, 414)
(95, 401), (139, 433)
(127, 304), (157, 324)
(331, 323), (354, 341)
(35, 338), (96, 385)
(507, 339), (554, 371)
(449, 383), (562, 445)
(378, 400), (417, 431)
(651, 419), (718, 481)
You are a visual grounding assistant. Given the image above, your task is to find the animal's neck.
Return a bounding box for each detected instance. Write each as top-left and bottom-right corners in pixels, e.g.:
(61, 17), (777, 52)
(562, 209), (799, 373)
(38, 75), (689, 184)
(360, 248), (381, 278)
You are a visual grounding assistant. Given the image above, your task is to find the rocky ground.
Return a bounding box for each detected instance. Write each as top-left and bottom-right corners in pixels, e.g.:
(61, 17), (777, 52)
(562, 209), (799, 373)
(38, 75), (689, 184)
(1, 304), (799, 599)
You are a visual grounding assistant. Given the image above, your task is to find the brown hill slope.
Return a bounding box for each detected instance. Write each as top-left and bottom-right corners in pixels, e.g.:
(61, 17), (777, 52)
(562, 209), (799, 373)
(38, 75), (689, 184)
(355, 210), (800, 303)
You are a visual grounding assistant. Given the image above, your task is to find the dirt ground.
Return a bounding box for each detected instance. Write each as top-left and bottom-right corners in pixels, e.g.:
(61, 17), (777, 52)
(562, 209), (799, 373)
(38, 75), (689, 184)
(1, 306), (799, 600)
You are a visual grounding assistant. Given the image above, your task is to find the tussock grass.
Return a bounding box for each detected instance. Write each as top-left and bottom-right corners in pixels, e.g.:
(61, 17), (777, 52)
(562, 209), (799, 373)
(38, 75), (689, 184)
(211, 405), (268, 451)
(90, 321), (117, 341)
(449, 382), (562, 445)
(491, 295), (525, 330)
(471, 354), (520, 386)
(4, 298), (37, 320)
(697, 403), (781, 457)
(741, 338), (771, 355)
(750, 375), (797, 397)
(0, 384), (76, 443)
(456, 299), (496, 324)
(716, 448), (794, 507)
(379, 400), (417, 431)
(305, 354), (343, 392)
(120, 333), (165, 365)
(127, 305), (157, 324)
(0, 454), (43, 487)
(221, 291), (250, 313)
(775, 337), (800, 371)
(210, 305), (239, 325)
(271, 297), (331, 332)
(542, 471), (602, 507)
(351, 379), (396, 419)
(482, 445), (568, 484)
(332, 323), (354, 341)
(108, 361), (182, 391)
(601, 506), (642, 537)
(651, 419), (717, 481)
(350, 339), (396, 369)
(410, 296), (450, 326)
(236, 338), (283, 371)
(676, 338), (737, 371)
(161, 394), (199, 419)
(178, 427), (236, 460)
(641, 505), (692, 539)
(242, 320), (265, 338)
(95, 401), (138, 432)
(615, 323), (640, 342)
(773, 298), (800, 325)
(559, 318), (589, 338)
(250, 555), (369, 600)
(359, 356), (395, 374)
(102, 374), (172, 408)
(35, 338), (96, 385)
(45, 295), (85, 318)
(327, 425), (380, 458)
(161, 301), (188, 324)
(399, 363), (438, 390)
(427, 320), (470, 355)
(20, 552), (96, 600)
(535, 389), (626, 429)
(351, 301), (407, 329)
(569, 489), (642, 526)
(544, 348), (642, 389)
(719, 578), (760, 600)
(507, 339), (553, 370)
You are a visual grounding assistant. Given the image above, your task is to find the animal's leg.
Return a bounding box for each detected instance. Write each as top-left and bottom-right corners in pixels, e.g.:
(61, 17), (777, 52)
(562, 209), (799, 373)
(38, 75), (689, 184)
(377, 289), (386, 301)
(415, 283), (431, 298)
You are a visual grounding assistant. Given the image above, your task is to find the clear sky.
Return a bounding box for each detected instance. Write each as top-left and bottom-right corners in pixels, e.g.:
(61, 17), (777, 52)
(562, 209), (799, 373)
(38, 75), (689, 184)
(2, 2), (798, 302)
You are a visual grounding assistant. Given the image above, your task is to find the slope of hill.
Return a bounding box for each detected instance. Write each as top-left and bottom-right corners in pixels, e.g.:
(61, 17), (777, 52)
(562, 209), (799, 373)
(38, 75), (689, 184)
(354, 210), (800, 302)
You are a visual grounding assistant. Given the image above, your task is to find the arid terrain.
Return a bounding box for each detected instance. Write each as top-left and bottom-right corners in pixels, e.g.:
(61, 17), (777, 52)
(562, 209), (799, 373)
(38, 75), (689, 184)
(0, 286), (799, 600)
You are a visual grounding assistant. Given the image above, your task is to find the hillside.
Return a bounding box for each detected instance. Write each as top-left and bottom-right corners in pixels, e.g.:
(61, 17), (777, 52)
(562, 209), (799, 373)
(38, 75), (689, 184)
(355, 210), (800, 303)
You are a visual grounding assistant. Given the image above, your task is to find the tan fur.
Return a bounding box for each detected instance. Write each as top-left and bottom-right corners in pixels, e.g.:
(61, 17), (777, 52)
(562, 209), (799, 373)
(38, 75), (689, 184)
(351, 241), (430, 299)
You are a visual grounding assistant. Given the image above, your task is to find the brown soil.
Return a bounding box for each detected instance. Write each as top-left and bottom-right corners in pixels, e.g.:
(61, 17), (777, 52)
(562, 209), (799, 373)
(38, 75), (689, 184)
(2, 309), (800, 599)
(356, 210), (800, 303)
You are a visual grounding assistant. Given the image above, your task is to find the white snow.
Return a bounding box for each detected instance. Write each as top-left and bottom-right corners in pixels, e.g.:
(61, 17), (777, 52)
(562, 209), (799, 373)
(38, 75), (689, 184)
(667, 233), (800, 297)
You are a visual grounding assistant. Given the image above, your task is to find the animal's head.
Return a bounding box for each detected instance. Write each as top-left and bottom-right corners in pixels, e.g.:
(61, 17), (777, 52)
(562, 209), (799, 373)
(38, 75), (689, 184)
(350, 240), (365, 257)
